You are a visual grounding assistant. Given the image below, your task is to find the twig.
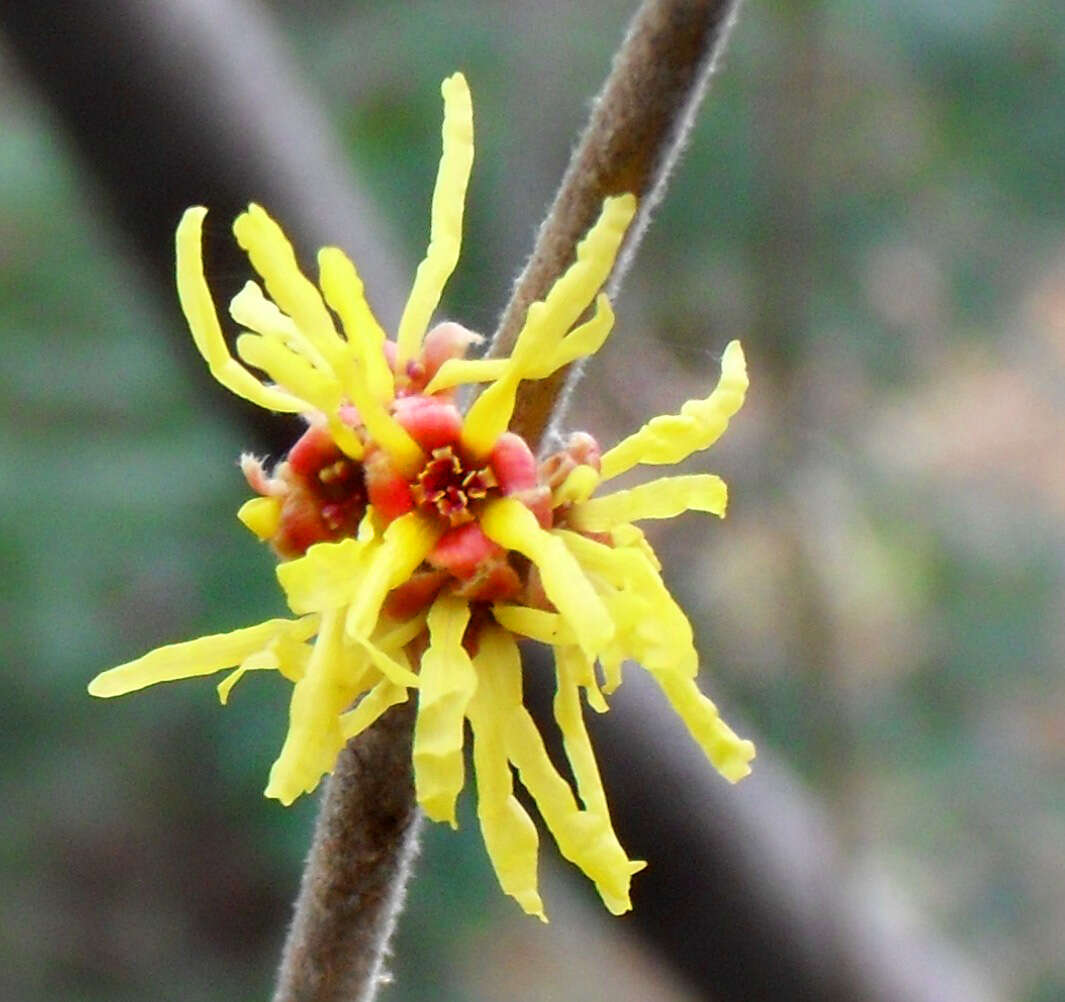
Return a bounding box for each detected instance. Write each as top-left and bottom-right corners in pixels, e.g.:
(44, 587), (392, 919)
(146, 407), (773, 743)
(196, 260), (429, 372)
(492, 0), (743, 452)
(271, 701), (422, 1002)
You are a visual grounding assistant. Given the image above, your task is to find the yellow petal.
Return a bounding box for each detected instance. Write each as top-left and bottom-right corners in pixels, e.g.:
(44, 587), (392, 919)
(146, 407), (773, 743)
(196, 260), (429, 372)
(356, 637), (421, 689)
(645, 668), (756, 783)
(553, 647), (610, 814)
(232, 204), (347, 372)
(339, 679), (408, 742)
(272, 630), (316, 684)
(345, 512), (442, 640)
(318, 246), (394, 402)
(335, 355), (423, 475)
(396, 72), (474, 369)
(460, 198), (635, 459)
(265, 609), (357, 804)
(531, 293), (615, 376)
(489, 609), (605, 711)
(491, 604), (574, 646)
(219, 631), (316, 704)
(413, 596), (477, 826)
(175, 207), (303, 413)
(609, 522), (661, 571)
(468, 628), (546, 920)
(558, 528), (698, 677)
(236, 332), (340, 416)
(231, 221), (410, 466)
(552, 464), (600, 508)
(558, 644), (608, 714)
(440, 297), (612, 400)
(372, 611), (429, 653)
(600, 340), (747, 480)
(457, 366), (523, 460)
(600, 653), (624, 696)
(354, 613), (427, 687)
(230, 279), (329, 371)
(237, 496), (282, 540)
(568, 473), (728, 532)
(480, 498), (613, 660)
(481, 627), (642, 915)
(508, 196), (635, 373)
(88, 616), (319, 697)
(424, 356), (507, 395)
(235, 329), (366, 460)
(277, 536), (371, 615)
(217, 658), (276, 705)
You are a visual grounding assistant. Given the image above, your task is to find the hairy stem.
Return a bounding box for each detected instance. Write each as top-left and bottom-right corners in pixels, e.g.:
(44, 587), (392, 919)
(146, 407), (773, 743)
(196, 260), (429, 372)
(492, 0), (743, 453)
(272, 700), (421, 1002)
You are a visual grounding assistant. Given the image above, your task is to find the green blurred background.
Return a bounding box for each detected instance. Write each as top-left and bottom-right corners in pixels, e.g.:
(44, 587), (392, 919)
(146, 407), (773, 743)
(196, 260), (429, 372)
(3, 1), (1065, 999)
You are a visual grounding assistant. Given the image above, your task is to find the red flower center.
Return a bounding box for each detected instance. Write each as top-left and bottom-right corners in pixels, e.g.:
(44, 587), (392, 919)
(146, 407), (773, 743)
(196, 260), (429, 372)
(411, 446), (497, 526)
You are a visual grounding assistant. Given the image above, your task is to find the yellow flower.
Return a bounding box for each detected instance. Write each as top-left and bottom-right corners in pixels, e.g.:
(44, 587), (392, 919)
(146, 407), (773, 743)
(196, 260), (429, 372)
(89, 71), (754, 920)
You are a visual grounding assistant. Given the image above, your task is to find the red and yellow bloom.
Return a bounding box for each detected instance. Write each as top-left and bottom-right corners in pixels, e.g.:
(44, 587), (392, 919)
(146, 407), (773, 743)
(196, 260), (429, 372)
(90, 72), (754, 919)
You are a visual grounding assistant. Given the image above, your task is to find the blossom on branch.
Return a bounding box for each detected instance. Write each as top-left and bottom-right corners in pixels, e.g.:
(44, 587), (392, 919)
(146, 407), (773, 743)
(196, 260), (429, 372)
(89, 72), (754, 919)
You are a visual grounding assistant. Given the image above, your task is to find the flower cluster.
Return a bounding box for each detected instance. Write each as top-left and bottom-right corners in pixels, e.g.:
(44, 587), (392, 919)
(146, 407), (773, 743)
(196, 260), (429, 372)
(89, 72), (754, 919)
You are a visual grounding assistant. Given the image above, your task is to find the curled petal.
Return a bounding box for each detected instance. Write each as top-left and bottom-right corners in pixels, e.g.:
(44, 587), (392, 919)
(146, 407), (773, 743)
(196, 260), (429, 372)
(425, 356), (506, 395)
(568, 473), (728, 532)
(527, 293), (615, 377)
(340, 679), (409, 742)
(266, 610), (364, 804)
(491, 604), (573, 646)
(396, 72), (474, 368)
(480, 498), (613, 660)
(412, 596), (477, 826)
(558, 528), (698, 677)
(468, 627), (546, 920)
(357, 640), (421, 689)
(600, 340), (748, 480)
(645, 668), (756, 783)
(277, 534), (373, 615)
(175, 208), (303, 413)
(345, 513), (443, 640)
(317, 245), (394, 402)
(460, 196), (635, 458)
(232, 204), (346, 372)
(217, 631), (315, 704)
(480, 627), (643, 914)
(553, 646), (611, 814)
(88, 616), (318, 697)
(507, 197), (635, 374)
(230, 280), (329, 370)
(236, 332), (341, 415)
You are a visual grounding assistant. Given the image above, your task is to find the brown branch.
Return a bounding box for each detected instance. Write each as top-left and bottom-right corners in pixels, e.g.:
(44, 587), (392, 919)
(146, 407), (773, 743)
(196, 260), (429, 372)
(271, 701), (421, 1002)
(491, 0), (743, 452)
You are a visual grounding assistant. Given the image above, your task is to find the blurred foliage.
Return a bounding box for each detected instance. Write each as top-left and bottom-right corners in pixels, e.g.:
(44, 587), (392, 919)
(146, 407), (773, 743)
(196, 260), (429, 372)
(3, 1), (1065, 1000)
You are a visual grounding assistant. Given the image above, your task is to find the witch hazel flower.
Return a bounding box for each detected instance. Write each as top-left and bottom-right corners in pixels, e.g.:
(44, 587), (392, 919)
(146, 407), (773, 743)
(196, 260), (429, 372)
(89, 72), (754, 920)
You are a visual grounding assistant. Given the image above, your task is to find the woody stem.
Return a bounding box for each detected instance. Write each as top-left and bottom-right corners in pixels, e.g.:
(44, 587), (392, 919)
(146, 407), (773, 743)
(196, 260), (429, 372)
(492, 0), (743, 453)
